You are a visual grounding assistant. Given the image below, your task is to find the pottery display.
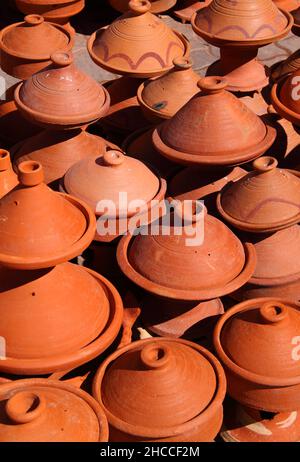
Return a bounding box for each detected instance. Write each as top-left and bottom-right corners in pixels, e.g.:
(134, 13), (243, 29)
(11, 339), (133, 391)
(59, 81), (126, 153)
(271, 68), (300, 126)
(174, 0), (212, 24)
(137, 57), (201, 123)
(92, 338), (226, 441)
(87, 0), (190, 78)
(191, 0), (293, 92)
(0, 378), (109, 442)
(214, 297), (300, 412)
(217, 156), (300, 233)
(0, 15), (73, 80)
(108, 0), (176, 13)
(0, 149), (18, 198)
(152, 77), (276, 166)
(15, 52), (110, 130)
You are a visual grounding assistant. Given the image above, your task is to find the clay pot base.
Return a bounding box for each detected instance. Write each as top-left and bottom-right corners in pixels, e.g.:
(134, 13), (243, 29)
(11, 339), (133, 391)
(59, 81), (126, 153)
(174, 0), (212, 24)
(221, 399), (300, 442)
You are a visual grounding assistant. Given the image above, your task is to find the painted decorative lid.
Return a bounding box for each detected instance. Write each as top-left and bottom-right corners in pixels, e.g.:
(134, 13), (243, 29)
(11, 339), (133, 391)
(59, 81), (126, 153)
(153, 76), (276, 166)
(14, 51), (110, 129)
(87, 0), (189, 78)
(0, 160), (95, 269)
(217, 156), (300, 233)
(0, 150), (18, 199)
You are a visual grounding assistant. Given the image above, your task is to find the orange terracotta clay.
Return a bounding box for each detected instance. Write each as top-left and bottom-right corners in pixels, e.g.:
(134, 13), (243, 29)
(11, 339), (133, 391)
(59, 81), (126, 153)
(87, 0), (190, 78)
(174, 0), (212, 24)
(0, 149), (18, 198)
(274, 0), (300, 12)
(271, 70), (300, 126)
(265, 111), (300, 161)
(214, 298), (300, 412)
(292, 6), (300, 35)
(0, 379), (108, 442)
(137, 57), (201, 124)
(14, 52), (110, 130)
(108, 0), (176, 13)
(0, 15), (73, 80)
(217, 156), (300, 233)
(0, 160), (95, 269)
(92, 338), (226, 441)
(271, 49), (300, 81)
(153, 76), (276, 166)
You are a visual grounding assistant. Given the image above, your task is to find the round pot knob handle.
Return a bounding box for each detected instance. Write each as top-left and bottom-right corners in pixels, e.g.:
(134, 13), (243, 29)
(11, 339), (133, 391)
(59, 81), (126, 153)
(6, 391), (46, 424)
(18, 161), (44, 186)
(140, 343), (172, 370)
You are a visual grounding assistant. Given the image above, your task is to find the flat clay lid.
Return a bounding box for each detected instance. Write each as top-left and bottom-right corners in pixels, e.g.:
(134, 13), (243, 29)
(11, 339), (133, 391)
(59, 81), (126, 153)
(217, 156), (300, 233)
(88, 0), (188, 77)
(14, 52), (110, 128)
(63, 149), (160, 216)
(0, 379), (108, 442)
(192, 0), (292, 45)
(152, 77), (276, 166)
(0, 160), (95, 269)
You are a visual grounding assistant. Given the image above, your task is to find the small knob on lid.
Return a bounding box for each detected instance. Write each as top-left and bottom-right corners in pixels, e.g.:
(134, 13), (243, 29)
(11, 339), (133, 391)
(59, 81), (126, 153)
(140, 343), (172, 370)
(260, 302), (288, 324)
(6, 391), (46, 424)
(129, 0), (151, 14)
(51, 52), (73, 67)
(0, 150), (11, 172)
(18, 161), (44, 186)
(198, 76), (228, 94)
(173, 56), (192, 70)
(24, 15), (44, 26)
(253, 156), (278, 173)
(103, 150), (125, 167)
(174, 199), (206, 224)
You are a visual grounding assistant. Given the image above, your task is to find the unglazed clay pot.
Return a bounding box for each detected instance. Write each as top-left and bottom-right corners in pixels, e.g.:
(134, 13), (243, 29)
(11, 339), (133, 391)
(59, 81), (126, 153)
(152, 77), (276, 166)
(108, 0), (176, 13)
(117, 204), (256, 300)
(217, 156), (300, 233)
(221, 398), (300, 442)
(174, 0), (212, 24)
(12, 129), (119, 189)
(61, 149), (166, 242)
(137, 57), (201, 124)
(0, 160), (95, 269)
(214, 298), (300, 412)
(271, 49), (300, 81)
(191, 0), (293, 92)
(271, 70), (300, 126)
(87, 0), (190, 78)
(0, 379), (108, 442)
(274, 0), (299, 11)
(92, 338), (226, 441)
(0, 150), (18, 198)
(14, 52), (110, 130)
(0, 15), (73, 80)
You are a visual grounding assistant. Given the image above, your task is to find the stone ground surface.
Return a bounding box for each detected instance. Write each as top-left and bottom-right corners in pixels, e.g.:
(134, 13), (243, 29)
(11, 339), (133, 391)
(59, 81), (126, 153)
(0, 0), (299, 96)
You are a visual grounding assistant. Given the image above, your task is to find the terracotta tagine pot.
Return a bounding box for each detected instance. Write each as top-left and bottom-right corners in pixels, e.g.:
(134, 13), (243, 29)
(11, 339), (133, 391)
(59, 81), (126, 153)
(61, 149), (167, 242)
(0, 149), (18, 198)
(152, 76), (276, 166)
(191, 0), (293, 92)
(99, 77), (149, 136)
(15, 0), (85, 34)
(271, 49), (300, 81)
(122, 127), (179, 179)
(0, 378), (109, 442)
(0, 15), (73, 80)
(117, 203), (256, 300)
(273, 0), (299, 11)
(214, 297), (300, 412)
(12, 129), (119, 189)
(221, 398), (300, 442)
(217, 156), (300, 233)
(87, 0), (190, 78)
(174, 0), (212, 24)
(271, 68), (300, 126)
(92, 338), (226, 441)
(137, 56), (201, 124)
(14, 51), (110, 130)
(108, 0), (176, 13)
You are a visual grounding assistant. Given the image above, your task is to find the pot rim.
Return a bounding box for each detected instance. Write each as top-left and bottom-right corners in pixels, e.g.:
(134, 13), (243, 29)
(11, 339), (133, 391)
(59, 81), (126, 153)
(0, 267), (123, 375)
(137, 80), (172, 121)
(213, 297), (300, 387)
(271, 77), (300, 125)
(109, 0), (177, 14)
(117, 232), (257, 300)
(87, 29), (191, 79)
(191, 9), (293, 48)
(152, 123), (276, 166)
(92, 337), (226, 438)
(0, 377), (109, 442)
(16, 0), (83, 5)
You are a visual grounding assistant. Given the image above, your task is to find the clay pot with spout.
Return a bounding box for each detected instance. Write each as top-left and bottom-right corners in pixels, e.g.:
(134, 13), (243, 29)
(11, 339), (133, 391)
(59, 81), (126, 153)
(0, 149), (18, 198)
(174, 0), (212, 24)
(191, 0), (293, 92)
(92, 338), (226, 441)
(214, 298), (300, 412)
(108, 0), (176, 13)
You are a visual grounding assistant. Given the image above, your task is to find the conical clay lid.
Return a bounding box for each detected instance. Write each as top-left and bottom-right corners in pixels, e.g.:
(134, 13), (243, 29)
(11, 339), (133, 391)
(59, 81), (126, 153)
(0, 161), (95, 269)
(0, 150), (18, 199)
(217, 156), (300, 232)
(153, 76), (276, 166)
(87, 0), (188, 78)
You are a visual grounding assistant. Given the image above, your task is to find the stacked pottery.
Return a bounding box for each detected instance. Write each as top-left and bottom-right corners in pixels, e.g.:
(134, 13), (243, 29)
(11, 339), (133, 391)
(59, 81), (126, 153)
(0, 15), (73, 146)
(87, 0), (190, 139)
(217, 156), (300, 302)
(0, 160), (123, 377)
(12, 51), (114, 190)
(214, 297), (300, 442)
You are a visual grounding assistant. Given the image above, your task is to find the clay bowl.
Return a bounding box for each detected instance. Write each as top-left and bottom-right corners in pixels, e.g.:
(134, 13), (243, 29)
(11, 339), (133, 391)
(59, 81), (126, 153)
(92, 338), (226, 442)
(214, 297), (300, 412)
(271, 76), (300, 126)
